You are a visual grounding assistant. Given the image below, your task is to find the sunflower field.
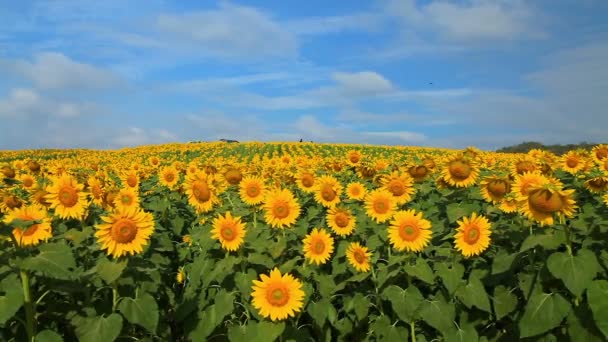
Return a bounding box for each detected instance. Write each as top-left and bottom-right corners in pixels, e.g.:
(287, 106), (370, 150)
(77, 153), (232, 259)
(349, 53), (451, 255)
(1, 142), (608, 342)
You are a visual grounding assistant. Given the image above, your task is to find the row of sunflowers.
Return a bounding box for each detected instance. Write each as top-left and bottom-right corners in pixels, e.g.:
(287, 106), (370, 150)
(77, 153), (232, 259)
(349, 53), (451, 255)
(1, 142), (607, 341)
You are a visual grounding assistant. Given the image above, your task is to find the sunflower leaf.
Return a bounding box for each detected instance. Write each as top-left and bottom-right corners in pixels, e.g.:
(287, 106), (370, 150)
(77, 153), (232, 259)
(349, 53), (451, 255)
(0, 274), (24, 325)
(404, 258), (435, 284)
(587, 280), (608, 339)
(95, 259), (128, 285)
(382, 284), (423, 323)
(518, 292), (571, 338)
(20, 242), (78, 280)
(34, 329), (64, 342)
(493, 286), (518, 320)
(419, 294), (456, 336)
(72, 313), (123, 342)
(117, 293), (159, 334)
(435, 262), (465, 295)
(547, 249), (599, 298)
(455, 274), (491, 313)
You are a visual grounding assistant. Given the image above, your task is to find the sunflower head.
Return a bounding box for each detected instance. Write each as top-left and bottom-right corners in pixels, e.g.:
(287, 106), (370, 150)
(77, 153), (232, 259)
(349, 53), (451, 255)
(95, 206), (155, 258)
(326, 207), (356, 237)
(239, 175), (266, 205)
(442, 154), (479, 188)
(454, 213), (491, 257)
(381, 171), (415, 204)
(364, 188), (396, 223)
(346, 242), (372, 272)
(159, 166), (180, 189)
(263, 188), (301, 229)
(302, 228), (334, 265)
(313, 175), (342, 208)
(45, 174), (87, 220)
(251, 268), (305, 321)
(211, 211), (246, 251)
(388, 209), (432, 252)
(592, 144), (608, 164)
(480, 176), (511, 204)
(3, 205), (52, 246)
(519, 184), (577, 226)
(346, 182), (367, 200)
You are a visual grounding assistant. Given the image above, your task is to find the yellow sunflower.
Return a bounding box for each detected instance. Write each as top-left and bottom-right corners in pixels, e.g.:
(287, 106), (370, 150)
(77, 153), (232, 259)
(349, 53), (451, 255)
(346, 242), (372, 272)
(592, 144), (608, 164)
(326, 207), (356, 237)
(211, 211), (246, 251)
(239, 175), (266, 205)
(302, 228), (334, 265)
(519, 185), (577, 227)
(442, 154), (479, 188)
(87, 176), (105, 206)
(18, 173), (36, 190)
(584, 176), (608, 193)
(498, 194), (519, 213)
(251, 268), (305, 321)
(148, 156), (161, 168)
(346, 182), (367, 200)
(511, 171), (548, 202)
(388, 209), (432, 252)
(295, 170), (316, 193)
(224, 167), (243, 185)
(454, 213), (491, 257)
(95, 206), (155, 258)
(113, 187), (140, 210)
(407, 164), (431, 182)
(121, 170), (140, 189)
(560, 151), (585, 174)
(511, 155), (539, 176)
(185, 172), (219, 213)
(381, 171), (415, 204)
(313, 175), (342, 208)
(603, 192), (608, 207)
(364, 188), (395, 223)
(45, 174), (87, 220)
(479, 176), (511, 204)
(158, 166), (180, 189)
(3, 205), (52, 246)
(176, 266), (186, 284)
(346, 150), (362, 166)
(263, 188), (301, 229)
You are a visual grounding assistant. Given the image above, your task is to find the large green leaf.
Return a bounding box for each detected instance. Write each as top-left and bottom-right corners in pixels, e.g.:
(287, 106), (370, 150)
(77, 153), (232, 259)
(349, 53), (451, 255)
(382, 285), (423, 323)
(228, 321), (285, 342)
(587, 280), (608, 339)
(419, 295), (456, 336)
(404, 258), (435, 284)
(35, 330), (64, 342)
(492, 286), (518, 320)
(234, 269), (258, 300)
(308, 298), (337, 327)
(547, 249), (599, 298)
(73, 314), (123, 342)
(0, 274), (24, 325)
(189, 290), (234, 340)
(96, 259), (127, 284)
(519, 232), (564, 252)
(444, 323), (479, 342)
(455, 274), (491, 313)
(491, 250), (517, 274)
(346, 293), (370, 321)
(20, 242), (78, 280)
(117, 293), (159, 334)
(518, 292), (571, 338)
(370, 315), (409, 341)
(435, 262), (464, 295)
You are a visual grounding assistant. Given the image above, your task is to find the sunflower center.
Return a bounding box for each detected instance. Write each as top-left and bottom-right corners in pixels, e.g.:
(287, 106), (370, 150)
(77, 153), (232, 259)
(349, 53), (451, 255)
(246, 184), (260, 197)
(353, 249), (367, 264)
(596, 148), (608, 160)
(225, 169), (242, 185)
(349, 186), (361, 196)
(566, 158), (579, 168)
(267, 287), (290, 307)
(388, 180), (405, 196)
(399, 224), (420, 242)
(487, 180), (510, 197)
(91, 185), (102, 199)
(528, 189), (563, 213)
(464, 227), (480, 245)
(58, 186), (78, 207)
(5, 196), (21, 209)
(164, 173), (175, 182)
(448, 160), (472, 180)
(220, 225), (236, 241)
(312, 239), (325, 254)
(23, 178), (34, 187)
(409, 166), (428, 178)
(127, 175), (138, 187)
(111, 218), (138, 244)
(334, 212), (350, 228)
(373, 199), (389, 214)
(321, 185), (337, 201)
(192, 181), (211, 202)
(301, 174), (314, 187)
(121, 194), (133, 205)
(516, 161), (536, 174)
(349, 154), (360, 163)
(272, 201), (290, 219)
(588, 178), (607, 188)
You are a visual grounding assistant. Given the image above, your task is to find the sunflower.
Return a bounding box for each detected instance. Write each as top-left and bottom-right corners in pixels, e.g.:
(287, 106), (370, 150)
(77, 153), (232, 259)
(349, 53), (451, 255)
(592, 144), (608, 164)
(407, 164), (431, 182)
(113, 187), (140, 210)
(364, 188), (395, 223)
(584, 176), (608, 193)
(326, 207), (356, 237)
(560, 151), (585, 174)
(18, 173), (36, 190)
(479, 176), (511, 204)
(388, 209), (432, 252)
(346, 242), (372, 272)
(295, 171), (316, 193)
(511, 155), (539, 176)
(302, 228), (334, 265)
(498, 194), (519, 213)
(313, 175), (342, 208)
(159, 166), (180, 189)
(32, 189), (51, 208)
(224, 167), (243, 185)
(95, 206), (155, 258)
(519, 184), (577, 226)
(176, 266), (186, 284)
(45, 174), (87, 220)
(441, 154), (479, 188)
(346, 150), (362, 166)
(211, 211), (246, 251)
(346, 182), (367, 200)
(185, 172), (219, 213)
(186, 161), (199, 176)
(148, 156), (161, 168)
(263, 188), (301, 228)
(251, 268), (305, 321)
(381, 171), (415, 204)
(87, 176), (105, 206)
(182, 234), (193, 246)
(239, 175), (266, 205)
(3, 205), (52, 246)
(511, 171), (548, 202)
(121, 170), (140, 189)
(454, 213), (491, 257)
(603, 192), (608, 207)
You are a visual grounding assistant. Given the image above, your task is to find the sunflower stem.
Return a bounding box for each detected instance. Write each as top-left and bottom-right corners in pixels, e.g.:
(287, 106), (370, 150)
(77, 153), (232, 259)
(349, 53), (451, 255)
(20, 270), (36, 342)
(112, 284), (119, 312)
(410, 321), (416, 342)
(563, 225), (573, 256)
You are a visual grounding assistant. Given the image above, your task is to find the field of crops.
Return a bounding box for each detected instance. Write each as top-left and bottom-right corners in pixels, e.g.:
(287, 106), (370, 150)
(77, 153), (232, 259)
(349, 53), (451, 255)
(1, 142), (607, 341)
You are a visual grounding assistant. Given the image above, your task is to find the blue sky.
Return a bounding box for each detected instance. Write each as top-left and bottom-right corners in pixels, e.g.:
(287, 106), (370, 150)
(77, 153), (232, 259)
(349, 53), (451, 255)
(1, 0), (607, 150)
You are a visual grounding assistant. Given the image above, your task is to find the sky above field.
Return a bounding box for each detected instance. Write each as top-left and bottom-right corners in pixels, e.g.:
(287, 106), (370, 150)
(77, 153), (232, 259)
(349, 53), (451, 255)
(1, 0), (607, 150)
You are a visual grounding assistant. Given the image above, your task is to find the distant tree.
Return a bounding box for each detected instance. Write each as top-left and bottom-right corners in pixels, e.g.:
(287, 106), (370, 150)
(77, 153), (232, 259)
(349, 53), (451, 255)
(496, 141), (604, 155)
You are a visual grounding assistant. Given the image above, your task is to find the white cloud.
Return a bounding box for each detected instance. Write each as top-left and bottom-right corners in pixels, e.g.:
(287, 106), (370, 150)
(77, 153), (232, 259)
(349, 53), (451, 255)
(331, 71), (393, 95)
(0, 88), (92, 119)
(156, 3), (297, 58)
(286, 13), (383, 35)
(363, 130), (427, 142)
(110, 127), (178, 147)
(6, 52), (120, 90)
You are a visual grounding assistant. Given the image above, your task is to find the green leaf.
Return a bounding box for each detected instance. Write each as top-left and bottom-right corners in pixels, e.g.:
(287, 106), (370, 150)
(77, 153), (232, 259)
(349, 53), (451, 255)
(349, 293), (370, 321)
(435, 262), (464, 295)
(35, 330), (64, 342)
(518, 292), (571, 338)
(171, 216), (185, 235)
(382, 285), (423, 323)
(567, 306), (603, 342)
(247, 253), (274, 268)
(96, 259), (127, 284)
(587, 280), (608, 339)
(117, 293), (159, 334)
(234, 269), (257, 300)
(189, 290), (235, 339)
(419, 295), (456, 336)
(519, 232), (564, 252)
(444, 323), (479, 342)
(73, 314), (123, 342)
(455, 275), (491, 313)
(20, 242), (78, 280)
(370, 315), (409, 341)
(491, 250), (517, 274)
(446, 203), (471, 224)
(256, 321), (286, 342)
(547, 249), (599, 298)
(492, 286), (518, 320)
(404, 258), (435, 284)
(308, 298), (337, 327)
(0, 274), (24, 325)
